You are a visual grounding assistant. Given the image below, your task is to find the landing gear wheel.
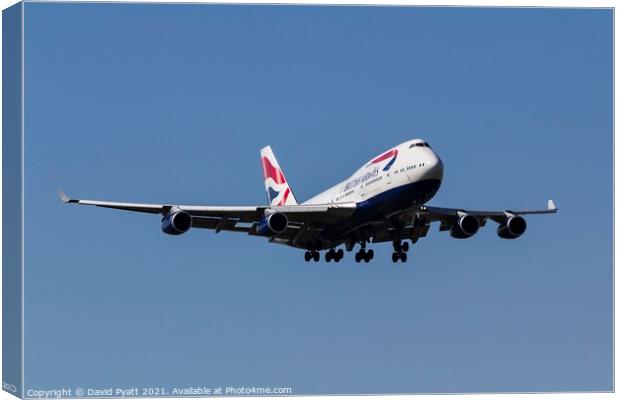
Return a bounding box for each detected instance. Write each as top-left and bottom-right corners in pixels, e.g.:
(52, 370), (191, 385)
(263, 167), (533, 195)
(336, 249), (344, 261)
(367, 249), (374, 260)
(325, 251), (333, 262)
(402, 241), (409, 252)
(392, 252), (399, 263)
(400, 252), (408, 262)
(313, 251), (320, 262)
(355, 251), (363, 263)
(304, 251), (311, 262)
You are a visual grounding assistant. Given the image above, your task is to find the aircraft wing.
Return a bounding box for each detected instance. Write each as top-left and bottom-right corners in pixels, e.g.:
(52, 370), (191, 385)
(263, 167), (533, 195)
(375, 199), (557, 241)
(420, 199), (558, 222)
(57, 189), (356, 235)
(370, 199), (558, 243)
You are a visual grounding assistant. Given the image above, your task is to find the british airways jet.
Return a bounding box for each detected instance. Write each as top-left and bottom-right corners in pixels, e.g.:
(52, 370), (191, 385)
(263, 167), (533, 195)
(59, 139), (557, 263)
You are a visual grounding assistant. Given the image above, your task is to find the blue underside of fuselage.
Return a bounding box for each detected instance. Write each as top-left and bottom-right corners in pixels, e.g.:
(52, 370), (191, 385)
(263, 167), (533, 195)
(326, 178), (442, 238)
(356, 178), (441, 217)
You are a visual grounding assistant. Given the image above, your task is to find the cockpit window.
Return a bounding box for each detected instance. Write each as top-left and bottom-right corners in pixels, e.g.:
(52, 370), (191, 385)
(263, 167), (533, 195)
(409, 142), (431, 149)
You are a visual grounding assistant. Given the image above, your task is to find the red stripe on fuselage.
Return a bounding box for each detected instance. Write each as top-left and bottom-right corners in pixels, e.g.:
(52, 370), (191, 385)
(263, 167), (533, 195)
(262, 157), (287, 184)
(371, 149), (398, 164)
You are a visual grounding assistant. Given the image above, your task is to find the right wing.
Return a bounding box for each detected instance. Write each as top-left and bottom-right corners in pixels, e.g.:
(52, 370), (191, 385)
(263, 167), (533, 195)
(58, 189), (356, 240)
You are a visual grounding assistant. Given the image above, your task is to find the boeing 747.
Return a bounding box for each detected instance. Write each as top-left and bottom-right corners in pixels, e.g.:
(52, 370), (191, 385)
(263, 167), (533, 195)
(59, 139), (557, 263)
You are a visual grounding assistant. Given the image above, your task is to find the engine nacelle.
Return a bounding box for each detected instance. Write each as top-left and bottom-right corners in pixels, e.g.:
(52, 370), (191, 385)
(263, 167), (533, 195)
(257, 212), (288, 236)
(497, 215), (527, 239)
(450, 214), (480, 239)
(162, 211), (192, 235)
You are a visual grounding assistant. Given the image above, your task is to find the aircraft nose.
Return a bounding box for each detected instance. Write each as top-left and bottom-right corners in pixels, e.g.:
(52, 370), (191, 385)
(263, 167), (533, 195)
(426, 154), (444, 180)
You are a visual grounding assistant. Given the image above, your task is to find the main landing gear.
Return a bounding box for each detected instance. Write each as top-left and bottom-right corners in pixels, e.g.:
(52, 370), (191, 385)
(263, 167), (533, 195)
(325, 248), (344, 263)
(391, 240), (409, 263)
(303, 239), (411, 263)
(304, 250), (320, 262)
(354, 240), (374, 263)
(354, 248), (374, 263)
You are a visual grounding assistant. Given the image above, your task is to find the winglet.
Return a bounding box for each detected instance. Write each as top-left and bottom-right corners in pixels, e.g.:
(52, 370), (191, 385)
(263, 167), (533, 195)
(547, 199), (557, 211)
(57, 188), (75, 204)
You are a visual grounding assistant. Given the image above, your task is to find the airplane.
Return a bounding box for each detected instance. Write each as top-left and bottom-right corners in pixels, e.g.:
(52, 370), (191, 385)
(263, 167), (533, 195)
(58, 139), (557, 263)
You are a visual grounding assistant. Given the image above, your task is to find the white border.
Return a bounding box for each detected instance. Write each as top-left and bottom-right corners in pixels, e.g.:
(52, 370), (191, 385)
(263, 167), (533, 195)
(0, 1), (615, 400)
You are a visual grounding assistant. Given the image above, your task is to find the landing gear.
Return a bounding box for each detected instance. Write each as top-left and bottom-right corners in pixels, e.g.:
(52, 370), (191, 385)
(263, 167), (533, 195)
(392, 240), (409, 263)
(393, 240), (409, 253)
(325, 248), (344, 263)
(304, 250), (321, 262)
(354, 248), (374, 263)
(392, 251), (407, 263)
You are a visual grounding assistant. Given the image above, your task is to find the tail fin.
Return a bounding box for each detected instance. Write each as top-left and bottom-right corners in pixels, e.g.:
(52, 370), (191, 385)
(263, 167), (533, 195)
(260, 146), (298, 206)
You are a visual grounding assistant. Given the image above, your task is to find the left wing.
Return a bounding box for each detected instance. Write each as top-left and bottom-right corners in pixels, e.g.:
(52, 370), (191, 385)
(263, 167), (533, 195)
(421, 199), (558, 222)
(371, 199), (557, 243)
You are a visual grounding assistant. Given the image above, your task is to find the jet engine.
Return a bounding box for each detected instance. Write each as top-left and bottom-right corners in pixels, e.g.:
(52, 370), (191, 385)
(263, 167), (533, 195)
(497, 215), (527, 239)
(450, 214), (480, 239)
(257, 212), (288, 235)
(162, 211), (192, 235)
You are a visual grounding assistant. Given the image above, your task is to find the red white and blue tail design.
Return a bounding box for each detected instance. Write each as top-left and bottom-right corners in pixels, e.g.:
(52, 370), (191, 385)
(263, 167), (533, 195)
(260, 146), (298, 206)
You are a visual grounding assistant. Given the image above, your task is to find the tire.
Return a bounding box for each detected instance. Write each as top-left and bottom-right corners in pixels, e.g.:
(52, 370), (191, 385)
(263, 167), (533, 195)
(402, 241), (409, 252)
(337, 249), (344, 259)
(313, 252), (320, 262)
(355, 252), (362, 263)
(367, 249), (374, 260)
(400, 252), (408, 262)
(304, 251), (311, 262)
(392, 252), (399, 263)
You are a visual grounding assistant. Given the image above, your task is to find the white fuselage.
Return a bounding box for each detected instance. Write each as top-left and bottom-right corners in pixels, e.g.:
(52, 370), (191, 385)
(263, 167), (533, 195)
(304, 139), (444, 206)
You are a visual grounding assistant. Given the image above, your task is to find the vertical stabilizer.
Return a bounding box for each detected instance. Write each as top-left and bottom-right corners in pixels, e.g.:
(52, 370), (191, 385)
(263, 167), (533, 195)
(260, 146), (298, 206)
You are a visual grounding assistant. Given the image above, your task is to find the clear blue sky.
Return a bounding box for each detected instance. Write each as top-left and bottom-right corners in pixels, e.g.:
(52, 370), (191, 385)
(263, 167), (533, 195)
(23, 3), (611, 394)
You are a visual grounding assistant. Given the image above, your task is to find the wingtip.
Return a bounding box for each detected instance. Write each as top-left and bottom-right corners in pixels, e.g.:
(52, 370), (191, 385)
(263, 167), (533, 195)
(57, 188), (72, 203)
(547, 199), (557, 211)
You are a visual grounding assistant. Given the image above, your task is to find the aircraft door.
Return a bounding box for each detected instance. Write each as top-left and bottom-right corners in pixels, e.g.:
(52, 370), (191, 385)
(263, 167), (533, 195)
(406, 164), (416, 183)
